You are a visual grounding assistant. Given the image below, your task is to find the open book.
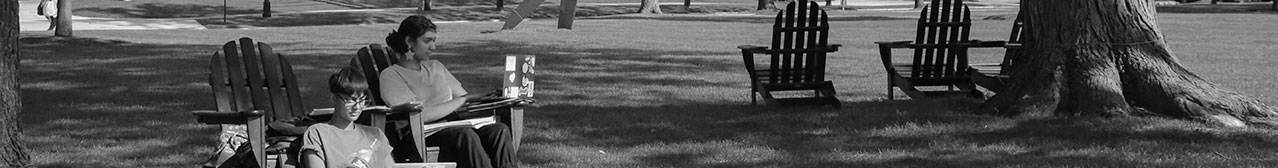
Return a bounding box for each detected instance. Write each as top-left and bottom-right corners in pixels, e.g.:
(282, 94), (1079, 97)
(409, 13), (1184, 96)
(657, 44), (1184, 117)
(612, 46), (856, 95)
(422, 116), (497, 137)
(308, 106), (391, 116)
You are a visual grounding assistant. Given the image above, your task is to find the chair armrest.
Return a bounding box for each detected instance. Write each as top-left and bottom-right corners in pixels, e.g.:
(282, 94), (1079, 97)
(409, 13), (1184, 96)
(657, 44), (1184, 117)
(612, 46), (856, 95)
(514, 98), (535, 106)
(827, 44), (842, 52)
(192, 109), (264, 117)
(737, 45), (771, 54)
(387, 107), (422, 115)
(192, 109), (264, 124)
(358, 108), (393, 115)
(959, 40), (1009, 48)
(737, 45), (767, 51)
(459, 98), (533, 112)
(875, 41), (913, 48)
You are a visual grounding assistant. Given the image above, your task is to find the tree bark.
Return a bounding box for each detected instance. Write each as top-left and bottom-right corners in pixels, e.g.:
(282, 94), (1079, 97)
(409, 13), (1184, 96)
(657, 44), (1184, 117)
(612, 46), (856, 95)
(639, 0), (663, 14)
(54, 0), (70, 37)
(986, 0), (1278, 127)
(1, 0), (31, 167)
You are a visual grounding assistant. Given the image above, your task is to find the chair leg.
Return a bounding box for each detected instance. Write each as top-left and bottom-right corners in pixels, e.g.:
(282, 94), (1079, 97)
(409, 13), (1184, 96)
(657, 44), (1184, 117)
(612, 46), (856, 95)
(955, 82), (984, 98)
(751, 91), (758, 105)
(247, 117), (267, 168)
(409, 111), (429, 162)
(890, 75), (928, 100)
(818, 83), (840, 107)
(503, 107), (524, 154)
(757, 87), (779, 105)
(887, 76), (894, 100)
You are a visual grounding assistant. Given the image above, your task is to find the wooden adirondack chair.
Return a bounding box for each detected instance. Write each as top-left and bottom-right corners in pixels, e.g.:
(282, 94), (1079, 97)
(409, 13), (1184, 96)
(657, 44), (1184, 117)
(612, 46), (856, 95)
(737, 0), (842, 106)
(970, 16), (1026, 92)
(348, 44), (527, 163)
(874, 0), (1007, 100)
(192, 37), (317, 168)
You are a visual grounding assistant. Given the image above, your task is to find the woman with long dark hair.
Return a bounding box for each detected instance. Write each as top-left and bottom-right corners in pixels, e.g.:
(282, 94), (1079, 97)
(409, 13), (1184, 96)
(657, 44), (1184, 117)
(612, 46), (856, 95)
(379, 15), (517, 168)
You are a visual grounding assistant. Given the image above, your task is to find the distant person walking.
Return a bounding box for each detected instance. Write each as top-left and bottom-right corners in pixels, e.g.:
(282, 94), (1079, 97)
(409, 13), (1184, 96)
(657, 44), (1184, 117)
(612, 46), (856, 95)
(36, 0), (58, 31)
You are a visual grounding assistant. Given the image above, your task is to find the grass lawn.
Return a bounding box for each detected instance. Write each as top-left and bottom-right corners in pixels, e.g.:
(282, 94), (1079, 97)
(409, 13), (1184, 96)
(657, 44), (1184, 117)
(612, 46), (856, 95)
(17, 8), (1278, 167)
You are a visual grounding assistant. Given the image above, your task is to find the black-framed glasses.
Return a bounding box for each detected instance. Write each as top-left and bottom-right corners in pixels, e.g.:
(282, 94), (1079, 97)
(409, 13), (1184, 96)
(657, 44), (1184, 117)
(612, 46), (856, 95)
(338, 93), (371, 109)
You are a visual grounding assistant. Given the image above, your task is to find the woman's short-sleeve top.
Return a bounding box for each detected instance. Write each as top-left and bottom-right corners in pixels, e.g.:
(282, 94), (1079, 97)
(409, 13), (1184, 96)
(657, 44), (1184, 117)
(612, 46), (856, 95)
(378, 60), (468, 106)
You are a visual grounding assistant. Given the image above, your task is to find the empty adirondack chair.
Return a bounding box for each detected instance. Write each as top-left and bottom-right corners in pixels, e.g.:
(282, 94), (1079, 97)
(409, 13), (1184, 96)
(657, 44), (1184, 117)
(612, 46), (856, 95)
(193, 37), (332, 168)
(969, 16), (1026, 92)
(874, 0), (1008, 100)
(738, 0), (842, 106)
(348, 44), (527, 163)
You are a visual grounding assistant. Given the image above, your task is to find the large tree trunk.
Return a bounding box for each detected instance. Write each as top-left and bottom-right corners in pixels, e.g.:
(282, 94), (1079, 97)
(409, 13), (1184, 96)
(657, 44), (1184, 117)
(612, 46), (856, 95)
(1, 0), (31, 167)
(639, 0), (663, 14)
(986, 0), (1278, 127)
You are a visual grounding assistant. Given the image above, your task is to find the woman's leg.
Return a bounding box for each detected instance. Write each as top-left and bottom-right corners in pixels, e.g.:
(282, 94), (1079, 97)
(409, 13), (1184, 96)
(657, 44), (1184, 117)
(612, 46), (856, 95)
(475, 123), (516, 168)
(425, 126), (493, 168)
(46, 16), (56, 31)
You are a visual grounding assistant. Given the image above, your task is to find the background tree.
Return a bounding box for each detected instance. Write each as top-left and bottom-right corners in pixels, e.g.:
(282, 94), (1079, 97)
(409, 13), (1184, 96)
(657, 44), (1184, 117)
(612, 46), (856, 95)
(986, 0), (1278, 127)
(1, 0), (32, 167)
(639, 0), (663, 14)
(54, 0), (70, 37)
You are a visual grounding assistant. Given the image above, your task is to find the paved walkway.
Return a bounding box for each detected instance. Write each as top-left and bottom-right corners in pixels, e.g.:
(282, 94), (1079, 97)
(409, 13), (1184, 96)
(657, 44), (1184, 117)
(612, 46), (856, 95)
(18, 0), (205, 32)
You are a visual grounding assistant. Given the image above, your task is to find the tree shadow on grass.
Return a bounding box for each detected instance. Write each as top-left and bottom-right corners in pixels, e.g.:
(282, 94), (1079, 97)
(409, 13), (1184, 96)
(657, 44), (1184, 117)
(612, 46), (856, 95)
(514, 98), (1006, 167)
(1157, 3), (1278, 13)
(516, 97), (1278, 167)
(17, 36), (356, 167)
(74, 3), (265, 18)
(19, 37), (242, 167)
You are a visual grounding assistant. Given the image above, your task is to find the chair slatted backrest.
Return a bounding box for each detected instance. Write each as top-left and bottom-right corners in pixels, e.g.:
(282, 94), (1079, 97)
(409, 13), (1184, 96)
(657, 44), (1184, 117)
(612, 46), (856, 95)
(210, 37), (304, 123)
(1008, 16), (1024, 44)
(998, 16), (1026, 75)
(767, 0), (830, 84)
(910, 0), (971, 80)
(350, 44), (400, 107)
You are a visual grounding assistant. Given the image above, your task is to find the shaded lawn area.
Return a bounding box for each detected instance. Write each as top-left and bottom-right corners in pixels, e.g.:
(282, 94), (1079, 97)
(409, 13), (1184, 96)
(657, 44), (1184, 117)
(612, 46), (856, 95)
(17, 10), (1278, 167)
